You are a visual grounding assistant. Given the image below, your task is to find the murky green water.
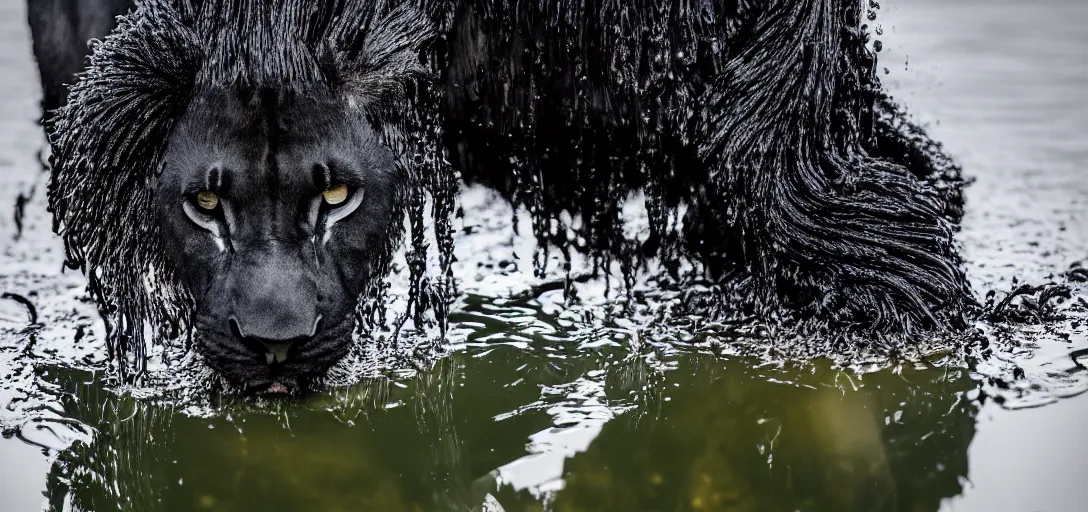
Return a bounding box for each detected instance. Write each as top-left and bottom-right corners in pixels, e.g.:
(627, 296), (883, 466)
(2, 0), (1087, 511)
(16, 343), (981, 512)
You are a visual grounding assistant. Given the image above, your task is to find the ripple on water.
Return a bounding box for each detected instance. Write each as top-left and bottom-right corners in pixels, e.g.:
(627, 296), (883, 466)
(2, 0), (1088, 510)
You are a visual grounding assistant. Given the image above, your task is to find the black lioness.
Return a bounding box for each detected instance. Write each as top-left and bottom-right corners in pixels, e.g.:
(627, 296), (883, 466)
(30, 0), (971, 391)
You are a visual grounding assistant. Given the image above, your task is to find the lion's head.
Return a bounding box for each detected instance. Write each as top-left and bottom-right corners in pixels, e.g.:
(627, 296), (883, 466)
(47, 0), (454, 391)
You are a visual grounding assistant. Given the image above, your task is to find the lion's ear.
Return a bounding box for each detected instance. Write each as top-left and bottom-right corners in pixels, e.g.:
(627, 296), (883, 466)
(332, 2), (436, 113)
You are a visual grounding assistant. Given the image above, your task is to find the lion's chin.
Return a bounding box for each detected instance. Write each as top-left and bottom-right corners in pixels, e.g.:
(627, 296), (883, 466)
(196, 325), (354, 395)
(204, 360), (309, 396)
(259, 381), (294, 396)
(239, 374), (303, 396)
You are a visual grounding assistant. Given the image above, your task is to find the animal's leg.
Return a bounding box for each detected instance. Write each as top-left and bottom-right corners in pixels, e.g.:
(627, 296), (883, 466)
(27, 0), (132, 116)
(27, 0), (84, 115)
(689, 0), (972, 332)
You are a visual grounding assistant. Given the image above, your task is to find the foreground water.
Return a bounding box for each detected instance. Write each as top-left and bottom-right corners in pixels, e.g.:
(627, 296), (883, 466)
(1, 0), (1087, 511)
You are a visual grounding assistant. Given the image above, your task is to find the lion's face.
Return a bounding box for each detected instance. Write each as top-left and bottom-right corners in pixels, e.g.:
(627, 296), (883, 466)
(155, 90), (400, 392)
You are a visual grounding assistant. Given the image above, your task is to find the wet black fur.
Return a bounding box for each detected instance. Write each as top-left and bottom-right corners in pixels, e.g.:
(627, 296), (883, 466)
(33, 0), (973, 376)
(442, 0), (972, 334)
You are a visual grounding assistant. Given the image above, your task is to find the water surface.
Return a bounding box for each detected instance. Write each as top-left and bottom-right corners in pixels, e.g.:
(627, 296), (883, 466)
(1, 0), (1087, 511)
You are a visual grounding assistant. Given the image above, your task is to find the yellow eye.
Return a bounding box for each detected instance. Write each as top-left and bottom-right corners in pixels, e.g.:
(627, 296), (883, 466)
(196, 191), (218, 210)
(322, 184), (349, 206)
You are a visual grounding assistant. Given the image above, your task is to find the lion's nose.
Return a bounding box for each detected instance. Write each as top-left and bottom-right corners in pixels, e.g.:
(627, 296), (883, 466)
(217, 241), (322, 365)
(230, 316), (321, 365)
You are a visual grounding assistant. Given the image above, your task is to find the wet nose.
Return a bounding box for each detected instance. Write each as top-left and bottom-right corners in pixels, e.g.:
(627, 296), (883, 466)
(220, 242), (321, 365)
(230, 315), (321, 365)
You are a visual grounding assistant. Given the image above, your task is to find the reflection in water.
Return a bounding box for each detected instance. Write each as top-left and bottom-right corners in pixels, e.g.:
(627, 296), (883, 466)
(2, 0), (1087, 509)
(550, 360), (976, 512)
(37, 332), (978, 511)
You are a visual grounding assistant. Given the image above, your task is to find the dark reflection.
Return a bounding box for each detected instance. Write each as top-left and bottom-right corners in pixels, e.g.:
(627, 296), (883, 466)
(35, 340), (978, 512)
(543, 357), (977, 512)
